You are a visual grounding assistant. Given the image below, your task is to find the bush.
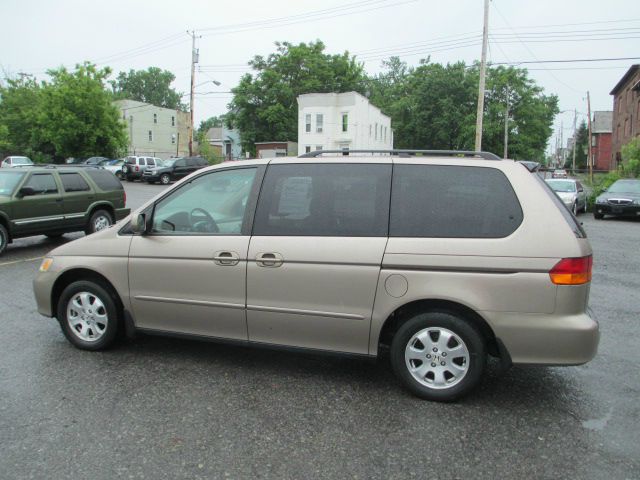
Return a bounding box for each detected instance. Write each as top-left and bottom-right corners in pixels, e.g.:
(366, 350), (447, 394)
(621, 138), (640, 178)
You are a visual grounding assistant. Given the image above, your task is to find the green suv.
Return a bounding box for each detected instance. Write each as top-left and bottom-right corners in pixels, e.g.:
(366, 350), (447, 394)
(0, 166), (130, 255)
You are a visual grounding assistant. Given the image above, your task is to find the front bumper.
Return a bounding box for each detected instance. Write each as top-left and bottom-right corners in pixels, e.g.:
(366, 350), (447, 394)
(594, 203), (640, 217)
(33, 270), (56, 317)
(142, 173), (160, 182)
(485, 310), (599, 365)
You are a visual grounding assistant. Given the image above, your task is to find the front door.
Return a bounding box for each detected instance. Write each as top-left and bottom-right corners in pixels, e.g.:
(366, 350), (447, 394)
(246, 162), (392, 354)
(128, 166), (261, 339)
(11, 172), (64, 235)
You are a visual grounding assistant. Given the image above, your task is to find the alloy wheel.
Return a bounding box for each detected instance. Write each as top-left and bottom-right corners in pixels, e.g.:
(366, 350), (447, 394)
(66, 292), (109, 342)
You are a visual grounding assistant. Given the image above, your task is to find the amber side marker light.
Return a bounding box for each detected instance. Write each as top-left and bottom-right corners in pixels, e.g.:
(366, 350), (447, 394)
(549, 255), (593, 285)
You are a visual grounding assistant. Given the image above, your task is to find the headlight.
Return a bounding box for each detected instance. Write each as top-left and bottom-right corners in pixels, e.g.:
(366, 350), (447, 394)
(39, 257), (54, 272)
(596, 197), (606, 204)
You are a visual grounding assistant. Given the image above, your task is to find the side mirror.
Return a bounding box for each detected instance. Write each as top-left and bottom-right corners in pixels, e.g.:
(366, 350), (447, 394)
(17, 186), (36, 198)
(131, 212), (148, 234)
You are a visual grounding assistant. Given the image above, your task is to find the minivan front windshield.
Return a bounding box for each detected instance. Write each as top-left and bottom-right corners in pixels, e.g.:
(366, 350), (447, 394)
(0, 171), (26, 196)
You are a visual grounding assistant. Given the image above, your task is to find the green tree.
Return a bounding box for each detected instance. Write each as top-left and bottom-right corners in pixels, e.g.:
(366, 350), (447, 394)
(368, 59), (558, 159)
(0, 75), (43, 158)
(198, 115), (227, 134)
(621, 137), (640, 177)
(111, 67), (185, 110)
(570, 121), (589, 169)
(38, 63), (128, 161)
(227, 41), (367, 153)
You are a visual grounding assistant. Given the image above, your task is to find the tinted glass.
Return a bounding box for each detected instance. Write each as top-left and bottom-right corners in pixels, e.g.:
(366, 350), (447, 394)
(608, 180), (640, 194)
(24, 173), (58, 194)
(139, 159), (147, 166)
(86, 170), (123, 191)
(60, 173), (90, 192)
(390, 165), (523, 238)
(175, 159), (186, 167)
(186, 158), (197, 167)
(152, 168), (257, 235)
(147, 158), (155, 166)
(254, 163), (391, 237)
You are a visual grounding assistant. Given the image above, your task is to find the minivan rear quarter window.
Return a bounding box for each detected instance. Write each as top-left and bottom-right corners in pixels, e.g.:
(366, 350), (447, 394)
(390, 164), (523, 238)
(254, 163), (391, 237)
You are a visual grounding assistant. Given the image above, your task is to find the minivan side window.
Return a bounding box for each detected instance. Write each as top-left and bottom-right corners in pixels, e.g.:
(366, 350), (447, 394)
(253, 163), (391, 237)
(60, 173), (90, 192)
(390, 165), (523, 238)
(152, 168), (258, 235)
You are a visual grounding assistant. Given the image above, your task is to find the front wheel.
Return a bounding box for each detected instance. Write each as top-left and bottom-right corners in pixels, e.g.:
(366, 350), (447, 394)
(86, 209), (113, 235)
(57, 280), (119, 350)
(594, 212), (604, 220)
(390, 311), (486, 401)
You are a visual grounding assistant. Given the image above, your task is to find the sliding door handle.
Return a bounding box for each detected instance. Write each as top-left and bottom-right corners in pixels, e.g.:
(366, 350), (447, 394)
(255, 252), (284, 268)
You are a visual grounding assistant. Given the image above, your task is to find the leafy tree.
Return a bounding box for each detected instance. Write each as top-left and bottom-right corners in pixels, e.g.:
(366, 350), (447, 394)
(111, 67), (185, 110)
(621, 137), (640, 177)
(38, 63), (127, 161)
(368, 58), (558, 159)
(569, 121), (588, 169)
(0, 75), (43, 157)
(198, 115), (227, 134)
(227, 41), (367, 153)
(196, 130), (224, 165)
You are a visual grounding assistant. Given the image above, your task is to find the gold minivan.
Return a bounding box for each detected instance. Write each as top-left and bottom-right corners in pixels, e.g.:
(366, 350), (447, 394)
(33, 151), (599, 401)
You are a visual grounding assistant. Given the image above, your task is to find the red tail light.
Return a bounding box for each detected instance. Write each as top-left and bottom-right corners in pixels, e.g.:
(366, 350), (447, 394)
(123, 190), (127, 206)
(549, 255), (592, 285)
(135, 166), (139, 171)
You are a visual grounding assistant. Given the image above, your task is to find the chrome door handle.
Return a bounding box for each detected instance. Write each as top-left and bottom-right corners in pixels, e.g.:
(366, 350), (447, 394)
(255, 252), (284, 268)
(213, 251), (240, 266)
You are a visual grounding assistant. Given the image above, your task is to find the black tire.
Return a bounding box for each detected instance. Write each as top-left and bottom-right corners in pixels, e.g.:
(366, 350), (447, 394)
(594, 212), (604, 220)
(572, 202), (578, 216)
(160, 174), (171, 185)
(115, 171), (124, 180)
(57, 280), (119, 351)
(46, 233), (63, 239)
(390, 311), (486, 402)
(0, 224), (8, 256)
(85, 209), (113, 235)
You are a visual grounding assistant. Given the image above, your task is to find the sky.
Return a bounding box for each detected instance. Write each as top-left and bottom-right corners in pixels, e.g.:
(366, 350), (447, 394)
(1, 0), (639, 157)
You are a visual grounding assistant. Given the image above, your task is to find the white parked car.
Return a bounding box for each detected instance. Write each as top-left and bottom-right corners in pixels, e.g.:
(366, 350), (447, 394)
(1, 156), (34, 168)
(101, 159), (125, 179)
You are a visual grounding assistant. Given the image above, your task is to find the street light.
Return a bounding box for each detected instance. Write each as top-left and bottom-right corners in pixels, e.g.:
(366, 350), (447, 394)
(189, 79), (221, 156)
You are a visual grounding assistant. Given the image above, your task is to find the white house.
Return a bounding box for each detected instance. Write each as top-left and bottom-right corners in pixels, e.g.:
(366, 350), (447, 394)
(297, 92), (392, 155)
(113, 99), (190, 159)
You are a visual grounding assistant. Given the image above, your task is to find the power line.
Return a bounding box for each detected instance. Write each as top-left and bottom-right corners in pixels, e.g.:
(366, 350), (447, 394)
(493, 56), (640, 65)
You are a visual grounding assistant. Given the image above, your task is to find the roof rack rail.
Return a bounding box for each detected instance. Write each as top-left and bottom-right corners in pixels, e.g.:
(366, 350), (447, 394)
(37, 164), (102, 169)
(298, 149), (501, 160)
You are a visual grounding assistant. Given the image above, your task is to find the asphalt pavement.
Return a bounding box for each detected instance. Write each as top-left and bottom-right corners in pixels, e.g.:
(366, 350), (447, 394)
(0, 181), (638, 479)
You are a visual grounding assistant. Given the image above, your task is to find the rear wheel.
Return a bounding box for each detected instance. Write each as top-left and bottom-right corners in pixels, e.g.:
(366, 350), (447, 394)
(86, 209), (113, 234)
(390, 311), (486, 401)
(0, 224), (8, 255)
(115, 171), (124, 180)
(160, 173), (171, 185)
(57, 280), (119, 350)
(572, 202), (578, 216)
(594, 212), (604, 220)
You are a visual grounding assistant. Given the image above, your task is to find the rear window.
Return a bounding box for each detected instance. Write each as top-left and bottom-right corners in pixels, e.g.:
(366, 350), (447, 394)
(85, 170), (123, 191)
(60, 172), (90, 192)
(390, 165), (523, 238)
(125, 157), (136, 164)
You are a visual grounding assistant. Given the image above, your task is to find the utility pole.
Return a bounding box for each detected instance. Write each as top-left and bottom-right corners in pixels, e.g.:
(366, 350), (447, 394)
(188, 30), (200, 157)
(560, 119), (564, 167)
(587, 91), (593, 183)
(474, 0), (490, 152)
(572, 109), (577, 174)
(503, 85), (509, 159)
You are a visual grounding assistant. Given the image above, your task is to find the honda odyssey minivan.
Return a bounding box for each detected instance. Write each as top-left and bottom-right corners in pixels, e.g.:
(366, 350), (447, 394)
(33, 150), (599, 401)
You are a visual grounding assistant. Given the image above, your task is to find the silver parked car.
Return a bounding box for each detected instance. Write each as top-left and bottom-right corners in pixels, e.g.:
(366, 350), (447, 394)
(545, 178), (587, 215)
(2, 156), (34, 168)
(33, 150), (599, 401)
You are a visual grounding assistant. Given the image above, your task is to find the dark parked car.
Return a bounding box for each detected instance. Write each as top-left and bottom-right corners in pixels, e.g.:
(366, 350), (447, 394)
(0, 166), (130, 255)
(84, 157), (110, 165)
(142, 156), (208, 184)
(593, 179), (640, 219)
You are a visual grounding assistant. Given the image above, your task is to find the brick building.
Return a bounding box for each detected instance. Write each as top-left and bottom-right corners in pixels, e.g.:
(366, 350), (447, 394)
(610, 65), (640, 166)
(591, 111), (613, 171)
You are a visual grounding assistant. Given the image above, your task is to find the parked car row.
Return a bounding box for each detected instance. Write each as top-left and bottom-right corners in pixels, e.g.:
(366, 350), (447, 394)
(122, 156), (208, 184)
